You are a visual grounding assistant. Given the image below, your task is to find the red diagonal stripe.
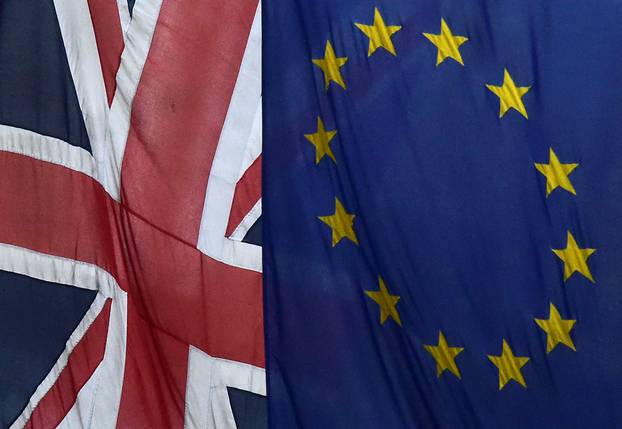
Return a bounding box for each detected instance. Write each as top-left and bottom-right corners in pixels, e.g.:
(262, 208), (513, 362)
(87, 0), (124, 105)
(226, 155), (261, 237)
(24, 299), (112, 429)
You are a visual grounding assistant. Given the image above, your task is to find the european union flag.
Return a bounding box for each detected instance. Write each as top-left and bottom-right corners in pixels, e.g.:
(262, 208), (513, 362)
(263, 1), (622, 427)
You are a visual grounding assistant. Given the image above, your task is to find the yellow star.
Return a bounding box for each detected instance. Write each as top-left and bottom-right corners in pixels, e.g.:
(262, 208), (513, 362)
(424, 331), (464, 378)
(486, 69), (531, 119)
(355, 8), (402, 57)
(488, 340), (530, 390)
(304, 117), (337, 164)
(423, 18), (468, 66)
(318, 198), (358, 246)
(365, 276), (402, 326)
(534, 148), (579, 196)
(535, 303), (576, 353)
(312, 41), (348, 90)
(552, 231), (596, 283)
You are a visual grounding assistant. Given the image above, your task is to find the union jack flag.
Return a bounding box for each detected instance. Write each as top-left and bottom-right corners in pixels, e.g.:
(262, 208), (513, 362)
(0, 1), (264, 428)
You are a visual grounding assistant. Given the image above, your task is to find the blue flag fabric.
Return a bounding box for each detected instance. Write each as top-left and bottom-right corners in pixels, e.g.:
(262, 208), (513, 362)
(263, 0), (622, 427)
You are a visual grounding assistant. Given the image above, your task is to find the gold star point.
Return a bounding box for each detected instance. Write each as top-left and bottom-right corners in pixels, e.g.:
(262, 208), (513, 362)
(318, 198), (358, 246)
(535, 303), (576, 353)
(488, 340), (530, 390)
(365, 276), (402, 326)
(534, 148), (579, 196)
(486, 68), (531, 119)
(355, 8), (402, 57)
(312, 40), (348, 90)
(424, 331), (464, 378)
(423, 18), (468, 66)
(552, 231), (596, 283)
(304, 117), (337, 164)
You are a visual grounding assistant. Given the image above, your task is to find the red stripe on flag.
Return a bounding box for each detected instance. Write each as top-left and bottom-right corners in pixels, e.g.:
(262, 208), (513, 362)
(87, 0), (124, 105)
(226, 155), (261, 237)
(24, 300), (112, 429)
(120, 0), (259, 244)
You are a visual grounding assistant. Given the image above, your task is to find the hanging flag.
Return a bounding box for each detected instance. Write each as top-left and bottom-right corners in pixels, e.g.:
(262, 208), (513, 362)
(0, 0), (265, 428)
(263, 0), (622, 427)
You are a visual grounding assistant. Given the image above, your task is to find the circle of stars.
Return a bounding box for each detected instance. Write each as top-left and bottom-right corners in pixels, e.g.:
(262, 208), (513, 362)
(303, 6), (597, 391)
